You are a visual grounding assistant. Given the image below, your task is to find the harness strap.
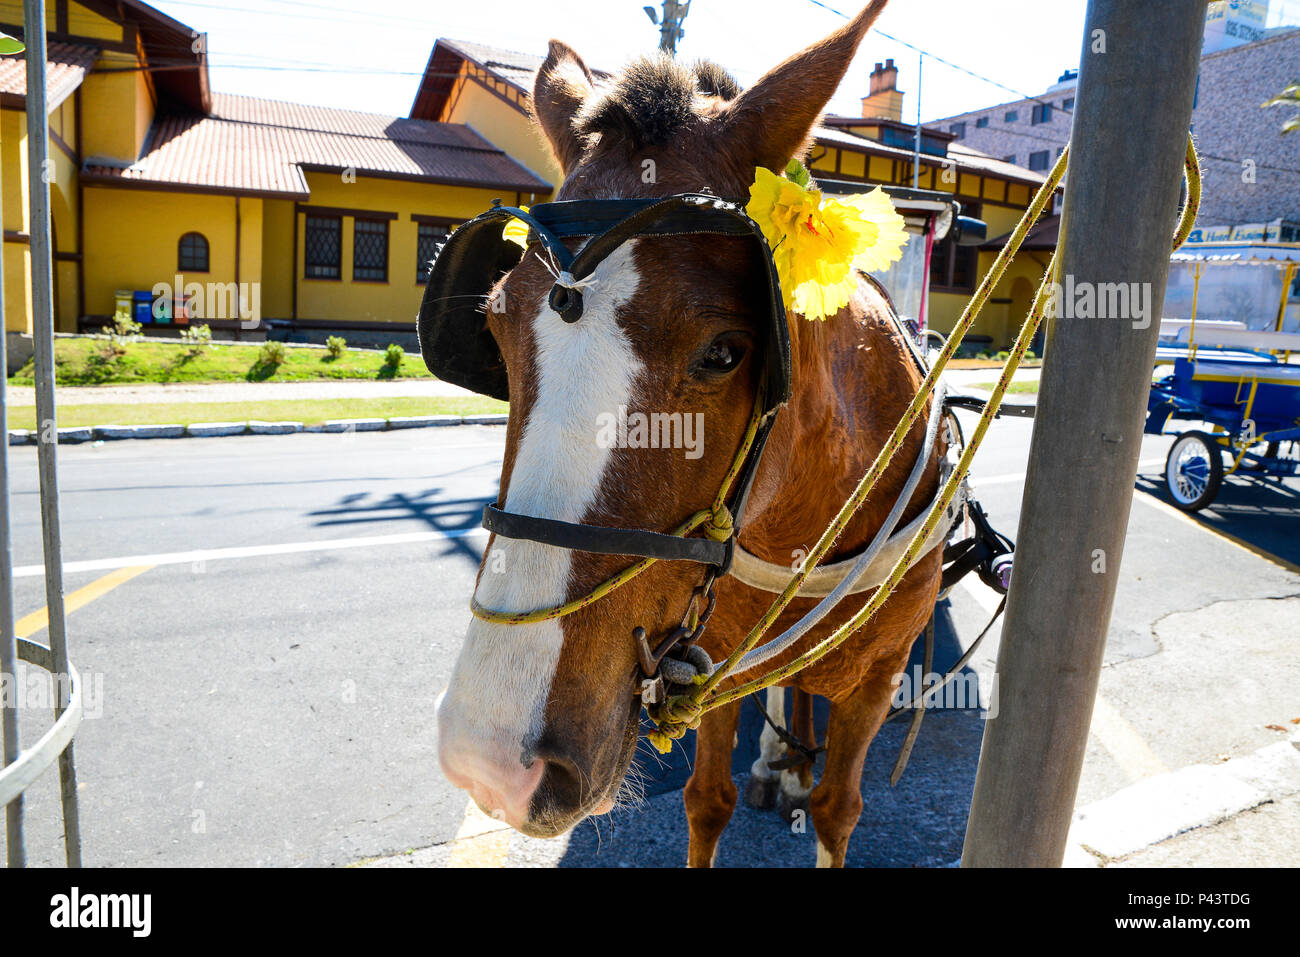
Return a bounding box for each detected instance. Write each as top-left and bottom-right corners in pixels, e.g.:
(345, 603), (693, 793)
(728, 481), (962, 597)
(481, 505), (729, 566)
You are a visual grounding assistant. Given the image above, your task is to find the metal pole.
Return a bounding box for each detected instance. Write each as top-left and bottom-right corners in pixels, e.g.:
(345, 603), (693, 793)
(911, 52), (921, 188)
(962, 0), (1207, 867)
(23, 0), (81, 867)
(0, 45), (24, 869)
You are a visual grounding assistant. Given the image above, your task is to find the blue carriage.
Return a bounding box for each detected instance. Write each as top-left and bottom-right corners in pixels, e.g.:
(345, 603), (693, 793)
(1145, 242), (1300, 511)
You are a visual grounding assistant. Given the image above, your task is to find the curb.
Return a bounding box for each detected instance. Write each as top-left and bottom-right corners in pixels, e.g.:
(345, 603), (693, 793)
(8, 412), (509, 445)
(1063, 728), (1300, 867)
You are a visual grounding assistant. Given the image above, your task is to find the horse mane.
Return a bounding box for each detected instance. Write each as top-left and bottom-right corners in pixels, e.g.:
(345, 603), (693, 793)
(575, 56), (742, 149)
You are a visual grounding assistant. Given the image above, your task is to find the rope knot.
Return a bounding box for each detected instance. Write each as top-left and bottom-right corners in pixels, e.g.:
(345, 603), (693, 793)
(645, 691), (707, 752)
(703, 504), (733, 542)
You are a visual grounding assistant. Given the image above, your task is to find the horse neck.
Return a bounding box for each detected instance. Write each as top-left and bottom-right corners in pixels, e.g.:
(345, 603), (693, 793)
(740, 297), (926, 564)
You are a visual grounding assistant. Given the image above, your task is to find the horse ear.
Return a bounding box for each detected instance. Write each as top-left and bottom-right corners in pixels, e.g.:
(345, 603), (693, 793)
(718, 0), (890, 173)
(533, 40), (596, 175)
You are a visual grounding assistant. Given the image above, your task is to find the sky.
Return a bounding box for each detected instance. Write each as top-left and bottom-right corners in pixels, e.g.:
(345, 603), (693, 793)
(147, 0), (1300, 123)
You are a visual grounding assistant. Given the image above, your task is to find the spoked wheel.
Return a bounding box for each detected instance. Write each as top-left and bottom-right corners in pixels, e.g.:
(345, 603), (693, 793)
(1165, 431), (1224, 512)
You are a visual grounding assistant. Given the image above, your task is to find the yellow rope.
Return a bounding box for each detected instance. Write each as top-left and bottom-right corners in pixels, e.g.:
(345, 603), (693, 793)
(469, 376), (768, 625)
(645, 135), (1203, 751)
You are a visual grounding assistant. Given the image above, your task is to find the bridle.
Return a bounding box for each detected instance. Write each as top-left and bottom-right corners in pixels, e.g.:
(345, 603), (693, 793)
(417, 192), (794, 698)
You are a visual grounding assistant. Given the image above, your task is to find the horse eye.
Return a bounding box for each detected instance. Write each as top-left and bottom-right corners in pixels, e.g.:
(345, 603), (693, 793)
(701, 339), (745, 373)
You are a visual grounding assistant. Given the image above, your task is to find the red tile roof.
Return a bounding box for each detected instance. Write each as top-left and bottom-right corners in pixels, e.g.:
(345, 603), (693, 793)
(82, 92), (551, 198)
(0, 42), (99, 110)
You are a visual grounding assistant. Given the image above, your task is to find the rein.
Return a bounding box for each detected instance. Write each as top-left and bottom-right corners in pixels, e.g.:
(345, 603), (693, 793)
(469, 136), (1203, 756)
(644, 136), (1202, 751)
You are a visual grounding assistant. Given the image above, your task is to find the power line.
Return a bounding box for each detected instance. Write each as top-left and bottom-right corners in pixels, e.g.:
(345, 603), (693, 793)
(803, 0), (1076, 119)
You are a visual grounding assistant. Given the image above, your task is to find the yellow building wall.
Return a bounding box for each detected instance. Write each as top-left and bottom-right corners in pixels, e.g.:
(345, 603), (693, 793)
(61, 1), (123, 41)
(82, 186), (239, 321)
(0, 0), (122, 40)
(444, 76), (560, 191)
(260, 198), (295, 319)
(2, 109), (31, 334)
(293, 171), (526, 324)
(80, 63), (152, 163)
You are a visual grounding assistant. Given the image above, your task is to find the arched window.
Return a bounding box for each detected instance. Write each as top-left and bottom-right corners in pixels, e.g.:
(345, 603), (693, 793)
(178, 232), (210, 272)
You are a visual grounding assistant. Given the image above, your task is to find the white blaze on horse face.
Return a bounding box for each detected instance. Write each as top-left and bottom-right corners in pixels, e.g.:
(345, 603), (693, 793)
(438, 243), (644, 800)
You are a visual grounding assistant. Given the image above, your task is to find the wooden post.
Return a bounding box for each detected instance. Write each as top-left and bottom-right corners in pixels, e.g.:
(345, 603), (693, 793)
(962, 0), (1208, 867)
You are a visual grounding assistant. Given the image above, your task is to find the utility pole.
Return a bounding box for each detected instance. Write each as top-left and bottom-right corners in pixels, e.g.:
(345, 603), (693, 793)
(644, 1), (691, 55)
(911, 52), (922, 188)
(961, 0), (1208, 867)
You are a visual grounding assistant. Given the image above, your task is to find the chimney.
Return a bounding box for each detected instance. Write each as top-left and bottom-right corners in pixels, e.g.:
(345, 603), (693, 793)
(862, 58), (903, 121)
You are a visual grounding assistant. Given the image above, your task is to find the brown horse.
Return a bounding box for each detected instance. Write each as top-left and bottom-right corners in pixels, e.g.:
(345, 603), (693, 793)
(435, 0), (943, 866)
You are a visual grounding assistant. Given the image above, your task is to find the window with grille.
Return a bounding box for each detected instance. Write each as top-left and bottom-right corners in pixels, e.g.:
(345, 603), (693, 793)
(1031, 103), (1052, 125)
(416, 222), (451, 283)
(1004, 110), (1018, 123)
(1062, 97), (1075, 110)
(178, 232), (209, 272)
(353, 219), (389, 282)
(304, 215), (341, 279)
(975, 116), (989, 129)
(1028, 150), (1051, 172)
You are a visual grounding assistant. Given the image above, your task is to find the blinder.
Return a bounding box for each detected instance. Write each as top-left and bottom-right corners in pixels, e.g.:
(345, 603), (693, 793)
(417, 193), (793, 415)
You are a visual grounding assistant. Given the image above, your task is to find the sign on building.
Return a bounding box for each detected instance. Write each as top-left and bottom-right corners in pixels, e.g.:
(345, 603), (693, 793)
(1203, 0), (1269, 53)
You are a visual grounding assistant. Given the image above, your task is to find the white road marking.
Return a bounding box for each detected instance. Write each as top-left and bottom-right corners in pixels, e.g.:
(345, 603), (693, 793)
(973, 458), (1164, 487)
(12, 528), (490, 578)
(1087, 694), (1169, 782)
(960, 569), (1167, 782)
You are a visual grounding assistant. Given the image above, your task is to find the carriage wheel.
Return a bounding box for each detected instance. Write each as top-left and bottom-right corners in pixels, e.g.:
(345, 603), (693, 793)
(1165, 431), (1223, 512)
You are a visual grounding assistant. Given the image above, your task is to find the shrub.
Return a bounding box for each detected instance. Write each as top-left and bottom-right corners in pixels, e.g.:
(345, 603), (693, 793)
(325, 335), (347, 359)
(179, 323), (212, 351)
(259, 340), (288, 366)
(383, 342), (404, 369)
(102, 310), (142, 356)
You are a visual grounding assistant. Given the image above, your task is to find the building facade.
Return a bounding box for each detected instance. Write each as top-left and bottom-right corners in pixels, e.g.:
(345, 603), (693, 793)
(0, 0), (550, 345)
(412, 41), (1056, 347)
(933, 4), (1300, 239)
(3, 2), (1069, 352)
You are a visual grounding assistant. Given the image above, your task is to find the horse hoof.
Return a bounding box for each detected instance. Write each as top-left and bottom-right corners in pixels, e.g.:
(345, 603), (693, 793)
(777, 785), (811, 824)
(745, 774), (779, 809)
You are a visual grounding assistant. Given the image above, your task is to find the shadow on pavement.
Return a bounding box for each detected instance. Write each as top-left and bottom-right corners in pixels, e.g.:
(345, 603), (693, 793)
(553, 599), (987, 867)
(308, 486), (495, 568)
(1135, 472), (1300, 571)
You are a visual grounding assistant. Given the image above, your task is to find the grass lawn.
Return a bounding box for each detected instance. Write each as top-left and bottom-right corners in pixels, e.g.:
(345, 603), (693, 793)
(949, 358), (1043, 370)
(8, 337), (436, 387)
(6, 396), (508, 431)
(971, 380), (1040, 394)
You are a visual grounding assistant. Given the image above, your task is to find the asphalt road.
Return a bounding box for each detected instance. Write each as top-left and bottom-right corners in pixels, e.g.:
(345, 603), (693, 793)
(7, 413), (1299, 867)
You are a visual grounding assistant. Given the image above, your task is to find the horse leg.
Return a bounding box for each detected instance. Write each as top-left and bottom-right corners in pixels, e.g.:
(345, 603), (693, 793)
(777, 689), (817, 822)
(684, 698), (743, 868)
(809, 661), (901, 867)
(744, 686), (785, 809)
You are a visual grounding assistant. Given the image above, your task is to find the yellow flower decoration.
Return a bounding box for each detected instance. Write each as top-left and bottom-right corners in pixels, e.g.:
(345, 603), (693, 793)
(746, 163), (909, 320)
(502, 206), (531, 248)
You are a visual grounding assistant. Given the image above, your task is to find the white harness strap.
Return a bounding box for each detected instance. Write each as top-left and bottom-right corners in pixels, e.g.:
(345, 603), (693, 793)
(728, 480), (964, 598)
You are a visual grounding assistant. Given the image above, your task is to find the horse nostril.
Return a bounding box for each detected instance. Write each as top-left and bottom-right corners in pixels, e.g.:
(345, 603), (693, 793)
(531, 748), (591, 813)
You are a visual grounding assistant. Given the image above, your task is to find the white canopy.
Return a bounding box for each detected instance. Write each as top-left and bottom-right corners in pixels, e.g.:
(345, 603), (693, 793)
(1171, 242), (1300, 266)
